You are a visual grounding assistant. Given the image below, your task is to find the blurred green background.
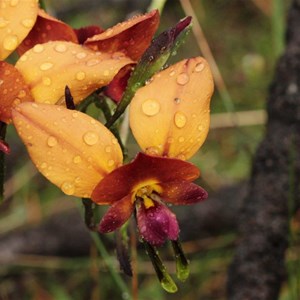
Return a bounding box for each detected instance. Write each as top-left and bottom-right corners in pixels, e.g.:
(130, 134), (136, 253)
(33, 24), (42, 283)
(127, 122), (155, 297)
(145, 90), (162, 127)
(1, 0), (300, 299)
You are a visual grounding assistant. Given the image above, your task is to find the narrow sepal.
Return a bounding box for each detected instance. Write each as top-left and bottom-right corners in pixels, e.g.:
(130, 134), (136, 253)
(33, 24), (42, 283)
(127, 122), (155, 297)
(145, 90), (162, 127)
(98, 194), (134, 233)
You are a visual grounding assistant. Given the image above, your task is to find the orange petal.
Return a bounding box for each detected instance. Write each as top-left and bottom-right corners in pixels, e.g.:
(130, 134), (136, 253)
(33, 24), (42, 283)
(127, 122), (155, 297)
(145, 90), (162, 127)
(84, 10), (160, 61)
(129, 57), (214, 160)
(16, 41), (133, 105)
(17, 8), (78, 56)
(12, 103), (123, 198)
(0, 0), (38, 60)
(0, 61), (33, 123)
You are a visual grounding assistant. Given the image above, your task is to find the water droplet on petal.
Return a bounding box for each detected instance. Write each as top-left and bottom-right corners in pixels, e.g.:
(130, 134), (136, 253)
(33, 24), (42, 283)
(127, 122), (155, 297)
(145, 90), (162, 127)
(10, 0), (19, 6)
(176, 73), (189, 85)
(33, 44), (44, 53)
(42, 77), (52, 86)
(76, 52), (87, 59)
(0, 17), (9, 28)
(76, 71), (86, 81)
(83, 131), (99, 145)
(54, 43), (67, 53)
(3, 35), (18, 51)
(105, 146), (111, 153)
(142, 99), (160, 116)
(47, 136), (58, 147)
(40, 162), (48, 169)
(18, 90), (26, 98)
(195, 62), (205, 72)
(73, 155), (82, 164)
(40, 62), (54, 71)
(86, 59), (99, 66)
(20, 54), (28, 62)
(169, 70), (175, 76)
(174, 112), (187, 128)
(178, 136), (185, 143)
(107, 159), (115, 167)
(198, 124), (205, 132)
(21, 18), (34, 28)
(61, 181), (75, 195)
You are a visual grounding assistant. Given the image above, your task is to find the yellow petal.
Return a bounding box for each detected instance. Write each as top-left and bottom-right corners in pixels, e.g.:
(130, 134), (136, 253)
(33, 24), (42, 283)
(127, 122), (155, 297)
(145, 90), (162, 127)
(15, 41), (133, 105)
(129, 57), (214, 160)
(0, 0), (38, 60)
(12, 103), (123, 198)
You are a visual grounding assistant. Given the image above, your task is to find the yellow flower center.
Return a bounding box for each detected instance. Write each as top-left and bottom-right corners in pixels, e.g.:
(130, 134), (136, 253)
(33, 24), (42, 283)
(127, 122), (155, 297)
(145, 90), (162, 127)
(132, 181), (162, 209)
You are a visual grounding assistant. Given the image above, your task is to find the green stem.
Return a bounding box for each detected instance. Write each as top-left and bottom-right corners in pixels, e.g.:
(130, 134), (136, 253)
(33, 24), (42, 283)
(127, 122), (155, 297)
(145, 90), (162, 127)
(148, 0), (168, 12)
(91, 232), (131, 298)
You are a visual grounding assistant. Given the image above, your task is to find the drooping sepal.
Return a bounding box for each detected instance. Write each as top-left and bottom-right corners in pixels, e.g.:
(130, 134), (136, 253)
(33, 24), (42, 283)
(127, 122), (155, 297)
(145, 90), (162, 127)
(143, 240), (178, 293)
(171, 239), (190, 282)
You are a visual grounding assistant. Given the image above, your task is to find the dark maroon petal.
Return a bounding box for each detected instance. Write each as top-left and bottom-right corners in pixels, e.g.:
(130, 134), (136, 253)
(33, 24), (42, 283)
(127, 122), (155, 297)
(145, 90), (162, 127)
(137, 202), (179, 246)
(74, 25), (104, 44)
(98, 193), (134, 233)
(104, 64), (134, 103)
(92, 152), (200, 204)
(160, 180), (208, 205)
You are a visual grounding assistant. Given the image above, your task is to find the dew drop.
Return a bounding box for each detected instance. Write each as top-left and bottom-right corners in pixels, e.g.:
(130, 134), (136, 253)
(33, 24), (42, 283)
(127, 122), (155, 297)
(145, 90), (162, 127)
(72, 112), (78, 118)
(54, 43), (67, 53)
(18, 90), (26, 98)
(19, 54), (28, 62)
(176, 73), (189, 85)
(174, 97), (181, 104)
(105, 146), (112, 153)
(47, 136), (58, 147)
(42, 76), (52, 86)
(61, 181), (75, 195)
(107, 159), (115, 167)
(142, 99), (160, 116)
(21, 18), (34, 28)
(33, 44), (44, 53)
(0, 79), (3, 86)
(40, 162), (48, 169)
(0, 17), (9, 28)
(195, 62), (205, 72)
(40, 62), (54, 71)
(3, 35), (18, 51)
(76, 71), (86, 81)
(198, 124), (205, 132)
(103, 70), (110, 76)
(76, 52), (87, 59)
(73, 155), (82, 164)
(178, 136), (185, 143)
(83, 131), (99, 145)
(169, 70), (175, 76)
(10, 0), (19, 6)
(86, 59), (99, 66)
(174, 112), (187, 128)
(112, 138), (118, 145)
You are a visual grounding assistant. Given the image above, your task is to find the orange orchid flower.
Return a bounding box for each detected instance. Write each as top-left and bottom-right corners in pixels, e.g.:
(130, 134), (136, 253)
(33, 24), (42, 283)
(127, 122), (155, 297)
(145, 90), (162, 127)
(0, 0), (39, 123)
(12, 56), (214, 246)
(14, 10), (160, 105)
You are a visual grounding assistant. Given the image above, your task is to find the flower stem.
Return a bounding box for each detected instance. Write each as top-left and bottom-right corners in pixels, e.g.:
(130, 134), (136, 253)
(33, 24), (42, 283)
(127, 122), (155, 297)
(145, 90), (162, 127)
(91, 232), (131, 298)
(82, 198), (97, 231)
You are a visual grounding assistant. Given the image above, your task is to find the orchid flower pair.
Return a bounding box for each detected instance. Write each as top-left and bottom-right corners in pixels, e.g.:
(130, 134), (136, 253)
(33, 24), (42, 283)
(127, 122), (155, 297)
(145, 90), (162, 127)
(13, 54), (213, 246)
